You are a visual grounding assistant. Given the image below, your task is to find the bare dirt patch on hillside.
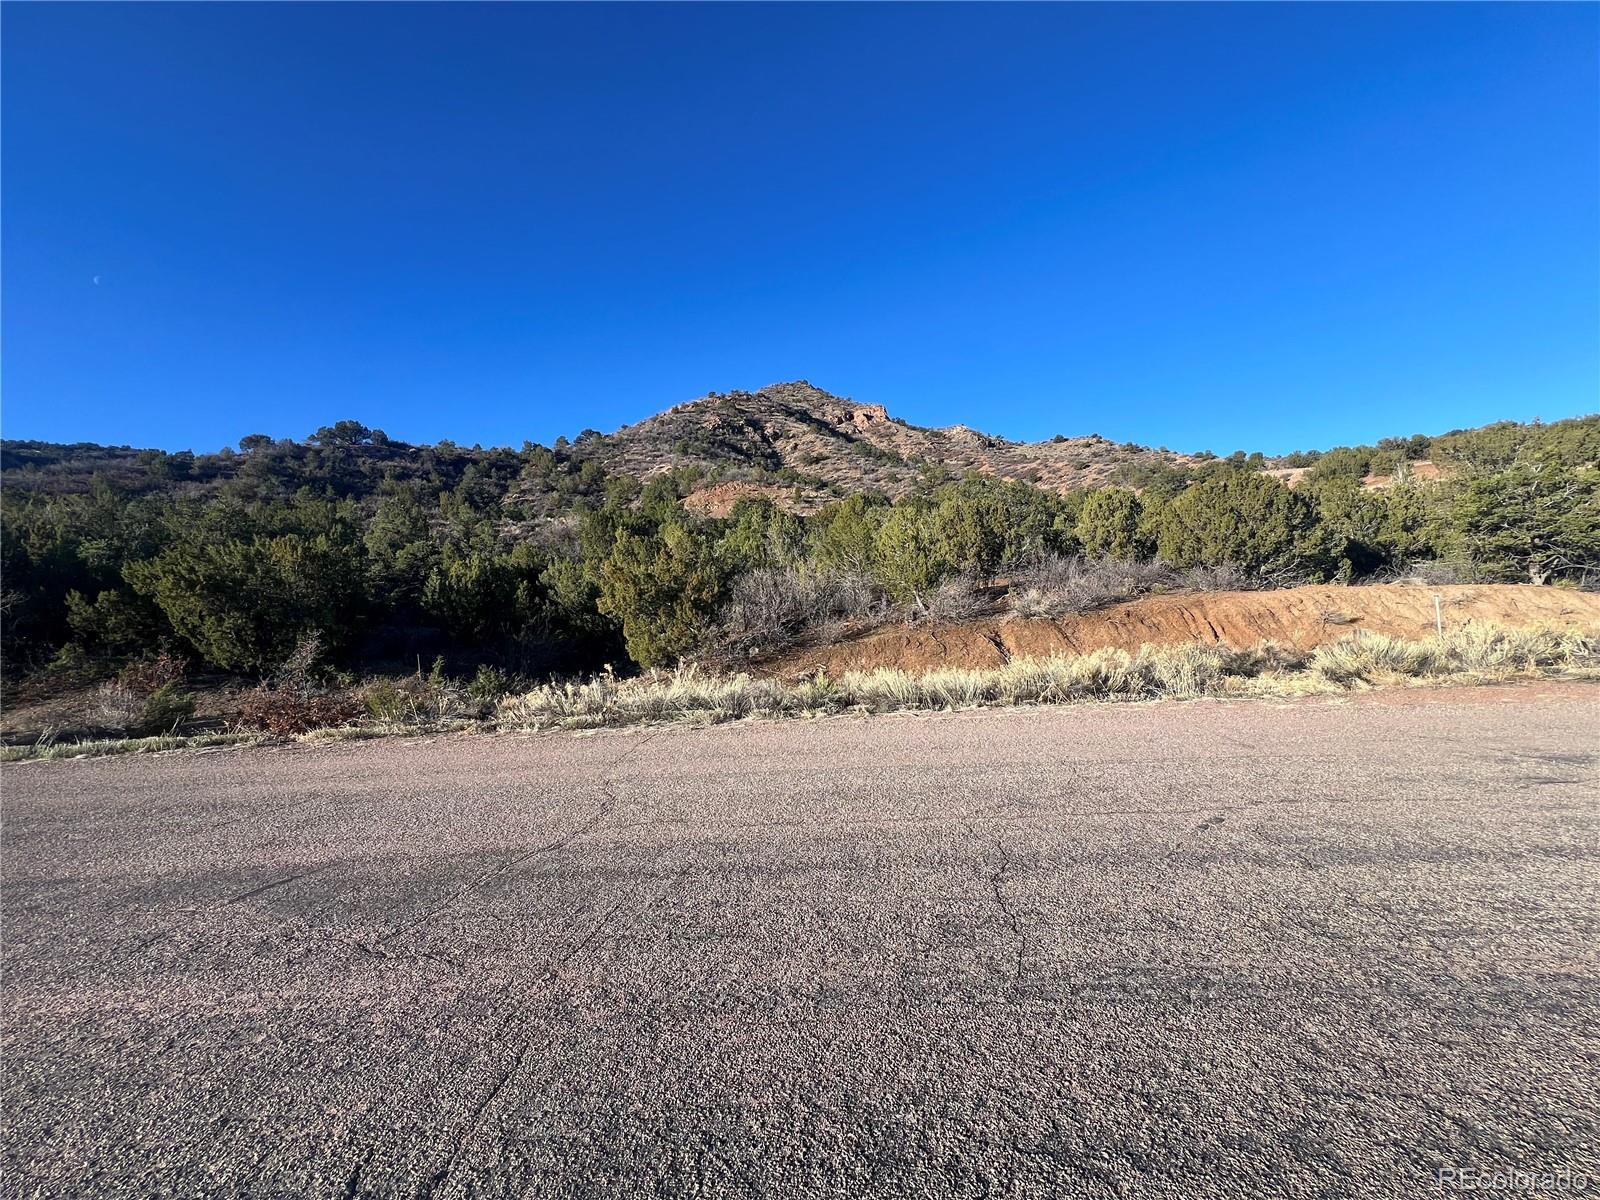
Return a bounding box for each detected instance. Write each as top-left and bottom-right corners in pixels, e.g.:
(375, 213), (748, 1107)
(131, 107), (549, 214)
(759, 583), (1600, 678)
(681, 481), (818, 518)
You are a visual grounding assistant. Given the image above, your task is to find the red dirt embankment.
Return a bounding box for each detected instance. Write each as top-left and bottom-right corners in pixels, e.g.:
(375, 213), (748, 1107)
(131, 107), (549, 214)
(761, 584), (1600, 679)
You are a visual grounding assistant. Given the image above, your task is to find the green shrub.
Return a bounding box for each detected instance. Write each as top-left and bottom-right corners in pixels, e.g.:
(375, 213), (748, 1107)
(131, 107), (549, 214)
(138, 683), (197, 732)
(810, 495), (883, 575)
(716, 499), (805, 572)
(872, 505), (948, 600)
(46, 642), (97, 683)
(1155, 472), (1335, 580)
(361, 679), (408, 721)
(125, 531), (365, 672)
(357, 673), (475, 725)
(1454, 461), (1600, 584)
(363, 488), (437, 609)
(65, 588), (164, 655)
(468, 664), (512, 702)
(1075, 489), (1145, 561)
(597, 521), (726, 667)
(421, 551), (539, 643)
(928, 476), (1070, 575)
(7, 407), (1599, 686)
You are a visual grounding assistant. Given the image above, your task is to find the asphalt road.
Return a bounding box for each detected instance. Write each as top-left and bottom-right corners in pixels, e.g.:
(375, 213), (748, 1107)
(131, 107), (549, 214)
(4, 683), (1598, 1198)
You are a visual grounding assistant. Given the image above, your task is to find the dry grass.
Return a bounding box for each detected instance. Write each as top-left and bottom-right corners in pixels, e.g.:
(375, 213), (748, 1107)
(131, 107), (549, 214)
(237, 686), (363, 735)
(85, 651), (197, 735)
(495, 664), (799, 730)
(913, 574), (992, 623)
(1006, 555), (1173, 618)
(1307, 625), (1594, 685)
(12, 624), (1592, 755)
(497, 623), (1599, 731)
(716, 566), (887, 656)
(1004, 556), (1250, 620)
(1, 731), (263, 763)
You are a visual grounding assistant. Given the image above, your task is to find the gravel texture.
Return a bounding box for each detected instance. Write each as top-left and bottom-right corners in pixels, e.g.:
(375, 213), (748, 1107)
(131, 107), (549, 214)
(3, 683), (1597, 1198)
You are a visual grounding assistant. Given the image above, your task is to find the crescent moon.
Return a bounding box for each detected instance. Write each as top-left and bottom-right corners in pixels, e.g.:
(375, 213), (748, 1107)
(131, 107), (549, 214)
(93, 275), (102, 286)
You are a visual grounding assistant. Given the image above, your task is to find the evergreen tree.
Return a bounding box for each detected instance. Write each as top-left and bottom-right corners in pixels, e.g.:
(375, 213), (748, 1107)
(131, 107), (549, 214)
(597, 522), (726, 667)
(1156, 473), (1335, 579)
(1076, 488), (1146, 562)
(1455, 462), (1600, 584)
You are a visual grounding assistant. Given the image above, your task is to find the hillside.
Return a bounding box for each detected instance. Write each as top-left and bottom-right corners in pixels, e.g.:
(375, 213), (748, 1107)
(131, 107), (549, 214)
(3, 382), (1593, 510)
(3, 379), (1596, 699)
(0, 382), (1194, 506)
(588, 380), (1194, 500)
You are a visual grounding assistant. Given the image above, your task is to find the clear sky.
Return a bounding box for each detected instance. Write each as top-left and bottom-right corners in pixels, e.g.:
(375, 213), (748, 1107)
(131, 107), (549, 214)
(3, 3), (1596, 456)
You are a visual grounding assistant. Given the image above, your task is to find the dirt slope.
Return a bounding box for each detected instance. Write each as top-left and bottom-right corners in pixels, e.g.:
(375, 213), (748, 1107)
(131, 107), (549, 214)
(761, 584), (1600, 679)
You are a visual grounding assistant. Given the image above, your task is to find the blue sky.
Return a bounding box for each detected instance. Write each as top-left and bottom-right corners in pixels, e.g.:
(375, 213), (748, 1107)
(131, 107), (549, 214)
(3, 3), (1596, 455)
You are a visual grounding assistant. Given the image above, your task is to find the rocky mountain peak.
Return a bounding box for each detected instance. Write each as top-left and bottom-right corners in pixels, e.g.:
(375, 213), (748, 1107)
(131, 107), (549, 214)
(588, 380), (1194, 503)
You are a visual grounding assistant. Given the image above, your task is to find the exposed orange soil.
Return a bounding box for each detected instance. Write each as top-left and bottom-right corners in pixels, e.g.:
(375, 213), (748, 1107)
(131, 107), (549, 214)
(681, 481), (817, 518)
(759, 584), (1600, 679)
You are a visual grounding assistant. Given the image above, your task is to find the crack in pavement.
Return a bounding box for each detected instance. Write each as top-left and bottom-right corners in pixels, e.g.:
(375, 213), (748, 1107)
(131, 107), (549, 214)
(364, 804), (617, 954)
(416, 870), (678, 1199)
(989, 839), (1028, 997)
(342, 1148), (372, 1200)
(690, 789), (1491, 836)
(8, 686), (1598, 1196)
(224, 867), (327, 907)
(361, 728), (673, 958)
(413, 725), (677, 1199)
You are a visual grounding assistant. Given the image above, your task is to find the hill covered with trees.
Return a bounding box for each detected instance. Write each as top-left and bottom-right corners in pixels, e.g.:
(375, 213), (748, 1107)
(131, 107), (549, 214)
(3, 384), (1597, 700)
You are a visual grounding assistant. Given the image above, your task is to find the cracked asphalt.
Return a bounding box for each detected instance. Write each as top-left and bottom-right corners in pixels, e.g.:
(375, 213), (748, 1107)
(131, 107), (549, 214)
(3, 682), (1597, 1198)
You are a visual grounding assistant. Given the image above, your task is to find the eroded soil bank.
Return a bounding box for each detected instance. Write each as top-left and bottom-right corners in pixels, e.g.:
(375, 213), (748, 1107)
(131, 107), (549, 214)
(760, 583), (1600, 678)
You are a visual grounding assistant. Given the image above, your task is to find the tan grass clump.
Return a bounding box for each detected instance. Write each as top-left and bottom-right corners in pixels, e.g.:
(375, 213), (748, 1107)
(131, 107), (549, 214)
(1, 731), (261, 763)
(496, 664), (798, 730)
(1309, 625), (1596, 685)
(496, 623), (1597, 732)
